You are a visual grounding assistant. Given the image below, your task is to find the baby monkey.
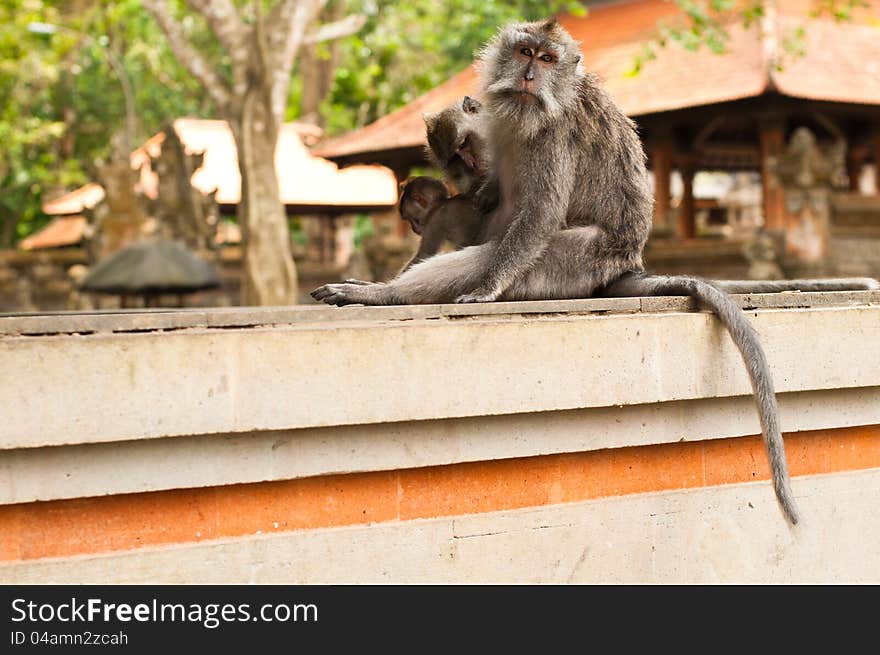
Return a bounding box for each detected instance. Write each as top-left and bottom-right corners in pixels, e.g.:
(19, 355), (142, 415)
(397, 176), (484, 272)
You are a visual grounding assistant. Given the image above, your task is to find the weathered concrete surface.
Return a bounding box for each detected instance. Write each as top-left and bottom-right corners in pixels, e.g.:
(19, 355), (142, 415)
(2, 289), (876, 335)
(2, 302), (880, 449)
(3, 386), (879, 505)
(4, 468), (878, 584)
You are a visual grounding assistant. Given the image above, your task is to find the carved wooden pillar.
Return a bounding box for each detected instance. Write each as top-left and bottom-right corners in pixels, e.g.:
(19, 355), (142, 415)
(759, 116), (786, 231)
(321, 217), (335, 265)
(677, 159), (697, 239)
(846, 146), (865, 192)
(650, 131), (673, 234)
(874, 131), (880, 195)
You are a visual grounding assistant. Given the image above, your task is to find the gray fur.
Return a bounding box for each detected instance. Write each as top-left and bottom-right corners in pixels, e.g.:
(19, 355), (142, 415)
(457, 19), (651, 303)
(710, 278), (880, 293)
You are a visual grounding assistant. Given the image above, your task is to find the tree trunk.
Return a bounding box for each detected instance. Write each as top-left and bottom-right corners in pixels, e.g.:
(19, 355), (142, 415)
(0, 213), (16, 249)
(230, 91), (299, 306)
(300, 1), (346, 126)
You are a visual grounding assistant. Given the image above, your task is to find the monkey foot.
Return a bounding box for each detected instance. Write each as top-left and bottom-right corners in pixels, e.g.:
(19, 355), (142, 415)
(455, 288), (499, 304)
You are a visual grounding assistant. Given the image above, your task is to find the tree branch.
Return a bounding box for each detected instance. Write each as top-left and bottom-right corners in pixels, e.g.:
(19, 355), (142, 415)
(143, 0), (232, 109)
(267, 0), (328, 125)
(303, 13), (366, 44)
(183, 0), (249, 93)
(183, 0), (243, 53)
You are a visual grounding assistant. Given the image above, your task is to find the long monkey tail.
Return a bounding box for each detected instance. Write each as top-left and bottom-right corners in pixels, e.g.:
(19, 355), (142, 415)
(714, 278), (879, 294)
(605, 273), (801, 525)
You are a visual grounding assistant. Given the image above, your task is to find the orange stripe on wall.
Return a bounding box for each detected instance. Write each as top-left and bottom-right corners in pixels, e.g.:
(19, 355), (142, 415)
(2, 425), (879, 562)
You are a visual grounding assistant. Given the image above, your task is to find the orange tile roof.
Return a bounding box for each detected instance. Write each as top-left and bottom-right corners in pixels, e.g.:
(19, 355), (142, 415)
(313, 0), (880, 161)
(772, 15), (880, 105)
(19, 215), (88, 250)
(42, 118), (398, 216)
(41, 185), (105, 217)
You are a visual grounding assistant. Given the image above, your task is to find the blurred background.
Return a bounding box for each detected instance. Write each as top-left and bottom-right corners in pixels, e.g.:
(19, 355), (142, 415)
(1, 0), (878, 311)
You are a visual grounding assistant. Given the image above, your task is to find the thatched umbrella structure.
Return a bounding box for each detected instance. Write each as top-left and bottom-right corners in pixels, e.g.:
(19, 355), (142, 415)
(79, 238), (221, 307)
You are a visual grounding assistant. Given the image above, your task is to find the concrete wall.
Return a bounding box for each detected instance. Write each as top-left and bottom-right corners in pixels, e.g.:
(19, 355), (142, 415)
(1, 291), (879, 583)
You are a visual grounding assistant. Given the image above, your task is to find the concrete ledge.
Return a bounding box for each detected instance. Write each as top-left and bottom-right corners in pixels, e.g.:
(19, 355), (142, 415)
(2, 298), (880, 449)
(2, 290), (877, 335)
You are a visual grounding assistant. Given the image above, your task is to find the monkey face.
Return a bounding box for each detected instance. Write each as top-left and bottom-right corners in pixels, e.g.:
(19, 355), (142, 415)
(424, 100), (487, 192)
(398, 177), (448, 235)
(426, 108), (477, 169)
(510, 38), (562, 102)
(480, 19), (583, 123)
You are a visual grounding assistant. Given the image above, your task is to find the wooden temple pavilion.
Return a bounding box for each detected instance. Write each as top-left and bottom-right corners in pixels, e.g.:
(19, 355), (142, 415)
(314, 0), (880, 277)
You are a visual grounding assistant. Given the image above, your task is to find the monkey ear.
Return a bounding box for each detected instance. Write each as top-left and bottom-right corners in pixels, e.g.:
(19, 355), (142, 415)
(422, 112), (437, 127)
(542, 17), (559, 31)
(462, 96), (482, 114)
(399, 177), (416, 194)
(411, 190), (430, 210)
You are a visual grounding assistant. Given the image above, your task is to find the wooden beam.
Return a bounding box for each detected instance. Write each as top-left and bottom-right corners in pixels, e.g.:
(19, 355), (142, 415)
(759, 116), (786, 231)
(846, 145), (867, 192)
(678, 160), (697, 239)
(650, 131), (673, 233)
(874, 130), (880, 195)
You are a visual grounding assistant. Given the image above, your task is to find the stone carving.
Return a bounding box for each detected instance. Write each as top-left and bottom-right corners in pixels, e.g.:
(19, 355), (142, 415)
(743, 227), (784, 280)
(148, 123), (219, 254)
(768, 126), (846, 273)
(83, 131), (151, 261)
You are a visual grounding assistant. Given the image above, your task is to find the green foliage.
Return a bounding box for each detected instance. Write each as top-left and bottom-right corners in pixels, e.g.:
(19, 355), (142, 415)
(0, 0), (68, 245)
(0, 0), (211, 246)
(810, 0), (870, 21)
(352, 212), (374, 248)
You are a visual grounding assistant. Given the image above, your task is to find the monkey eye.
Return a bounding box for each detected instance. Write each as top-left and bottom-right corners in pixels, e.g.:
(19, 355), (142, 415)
(539, 53), (554, 63)
(520, 47), (533, 57)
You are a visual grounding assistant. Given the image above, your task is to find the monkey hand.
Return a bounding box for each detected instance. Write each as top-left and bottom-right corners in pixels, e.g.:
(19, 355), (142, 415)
(474, 179), (500, 214)
(311, 282), (376, 306)
(455, 287), (500, 304)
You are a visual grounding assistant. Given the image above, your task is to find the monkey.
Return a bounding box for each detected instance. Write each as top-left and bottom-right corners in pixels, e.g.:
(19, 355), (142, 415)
(424, 95), (488, 195)
(314, 19), (880, 524)
(397, 176), (486, 272)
